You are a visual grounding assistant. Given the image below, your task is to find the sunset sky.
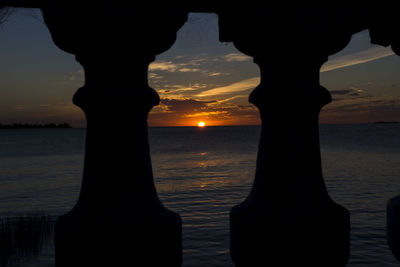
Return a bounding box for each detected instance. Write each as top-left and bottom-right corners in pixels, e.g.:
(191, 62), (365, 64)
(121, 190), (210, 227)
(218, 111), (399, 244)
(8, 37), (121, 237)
(1, 9), (400, 127)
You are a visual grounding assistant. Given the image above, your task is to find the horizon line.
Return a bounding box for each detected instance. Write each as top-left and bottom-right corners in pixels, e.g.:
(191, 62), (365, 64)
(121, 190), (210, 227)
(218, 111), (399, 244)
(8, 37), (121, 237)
(57, 121), (399, 129)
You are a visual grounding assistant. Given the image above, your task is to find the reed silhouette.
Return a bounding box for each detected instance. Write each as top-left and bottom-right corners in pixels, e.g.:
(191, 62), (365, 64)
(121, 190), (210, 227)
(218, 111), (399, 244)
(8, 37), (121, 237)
(0, 215), (54, 266)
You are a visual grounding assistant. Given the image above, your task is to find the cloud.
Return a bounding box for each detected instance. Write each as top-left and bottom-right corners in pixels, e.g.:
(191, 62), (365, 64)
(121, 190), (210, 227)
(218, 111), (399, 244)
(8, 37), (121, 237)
(321, 93), (400, 124)
(329, 96), (400, 112)
(172, 87), (200, 92)
(185, 58), (210, 66)
(207, 95), (248, 106)
(179, 68), (201, 72)
(149, 61), (179, 72)
(330, 87), (364, 100)
(179, 103), (258, 122)
(64, 69), (84, 82)
(149, 97), (260, 126)
(161, 98), (214, 113)
(15, 104), (25, 111)
(172, 83), (207, 92)
(156, 84), (208, 99)
(196, 77), (260, 98)
(148, 72), (163, 80)
(149, 60), (203, 73)
(321, 47), (395, 72)
(330, 89), (353, 95)
(224, 53), (252, 62)
(158, 98), (256, 119)
(37, 102), (80, 115)
(204, 71), (224, 77)
(183, 111), (229, 118)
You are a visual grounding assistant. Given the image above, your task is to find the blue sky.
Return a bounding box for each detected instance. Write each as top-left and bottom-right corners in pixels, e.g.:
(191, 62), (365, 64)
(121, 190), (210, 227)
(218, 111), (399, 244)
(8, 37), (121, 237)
(0, 9), (400, 126)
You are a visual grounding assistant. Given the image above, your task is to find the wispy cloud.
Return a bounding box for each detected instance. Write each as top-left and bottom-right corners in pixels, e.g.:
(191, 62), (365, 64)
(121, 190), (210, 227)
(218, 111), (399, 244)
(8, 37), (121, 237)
(177, 83), (207, 92)
(321, 47), (395, 72)
(179, 68), (201, 72)
(15, 104), (25, 111)
(206, 95), (248, 106)
(321, 93), (400, 123)
(149, 60), (202, 73)
(331, 87), (363, 96)
(160, 98), (214, 113)
(224, 53), (252, 62)
(330, 89), (353, 95)
(149, 97), (260, 126)
(64, 69), (84, 82)
(148, 72), (163, 80)
(156, 84), (208, 99)
(203, 71), (224, 77)
(183, 111), (229, 118)
(149, 61), (179, 72)
(196, 77), (260, 98)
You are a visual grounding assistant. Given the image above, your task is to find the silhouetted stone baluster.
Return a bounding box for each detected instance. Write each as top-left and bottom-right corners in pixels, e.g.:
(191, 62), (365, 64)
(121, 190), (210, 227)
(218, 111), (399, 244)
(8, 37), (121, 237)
(230, 58), (350, 267)
(41, 4), (187, 266)
(387, 196), (400, 261)
(54, 59), (184, 267)
(367, 7), (400, 262)
(218, 7), (352, 266)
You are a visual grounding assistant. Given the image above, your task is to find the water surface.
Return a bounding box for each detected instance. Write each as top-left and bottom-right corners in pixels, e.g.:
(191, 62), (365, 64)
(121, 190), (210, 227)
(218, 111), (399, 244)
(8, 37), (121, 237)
(0, 125), (399, 266)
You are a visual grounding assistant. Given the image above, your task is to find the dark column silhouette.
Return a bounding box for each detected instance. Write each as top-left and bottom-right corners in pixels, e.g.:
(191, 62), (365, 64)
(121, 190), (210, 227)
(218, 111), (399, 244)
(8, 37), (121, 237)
(40, 3), (187, 266)
(387, 197), (400, 261)
(367, 6), (400, 262)
(218, 7), (358, 266)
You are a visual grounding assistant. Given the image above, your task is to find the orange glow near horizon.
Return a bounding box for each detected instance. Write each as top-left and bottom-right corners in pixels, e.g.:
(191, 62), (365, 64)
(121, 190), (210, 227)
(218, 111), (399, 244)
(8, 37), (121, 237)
(198, 121), (205, 127)
(148, 112), (262, 127)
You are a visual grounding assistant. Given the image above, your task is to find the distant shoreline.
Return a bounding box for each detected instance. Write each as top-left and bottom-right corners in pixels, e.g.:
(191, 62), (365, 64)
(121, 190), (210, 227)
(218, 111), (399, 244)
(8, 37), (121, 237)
(0, 123), (72, 129)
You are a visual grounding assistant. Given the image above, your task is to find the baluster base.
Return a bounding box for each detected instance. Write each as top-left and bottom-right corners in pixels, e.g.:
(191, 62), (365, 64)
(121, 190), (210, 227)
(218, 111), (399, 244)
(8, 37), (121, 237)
(55, 208), (182, 267)
(230, 200), (350, 267)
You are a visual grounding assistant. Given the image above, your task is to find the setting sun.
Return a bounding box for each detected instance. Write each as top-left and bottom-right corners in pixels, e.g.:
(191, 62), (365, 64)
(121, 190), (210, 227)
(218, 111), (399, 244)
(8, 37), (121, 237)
(198, 121), (205, 127)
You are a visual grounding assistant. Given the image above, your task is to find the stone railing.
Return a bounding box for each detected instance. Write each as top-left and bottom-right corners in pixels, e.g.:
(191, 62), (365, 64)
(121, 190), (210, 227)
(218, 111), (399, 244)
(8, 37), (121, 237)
(1, 2), (400, 266)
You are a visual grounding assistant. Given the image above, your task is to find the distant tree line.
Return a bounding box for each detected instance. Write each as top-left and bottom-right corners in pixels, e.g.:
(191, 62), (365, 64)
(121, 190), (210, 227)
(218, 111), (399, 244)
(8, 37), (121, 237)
(0, 123), (72, 129)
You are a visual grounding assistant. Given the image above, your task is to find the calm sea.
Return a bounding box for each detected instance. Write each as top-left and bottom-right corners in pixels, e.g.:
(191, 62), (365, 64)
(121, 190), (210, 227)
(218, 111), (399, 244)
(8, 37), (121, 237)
(0, 124), (400, 266)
